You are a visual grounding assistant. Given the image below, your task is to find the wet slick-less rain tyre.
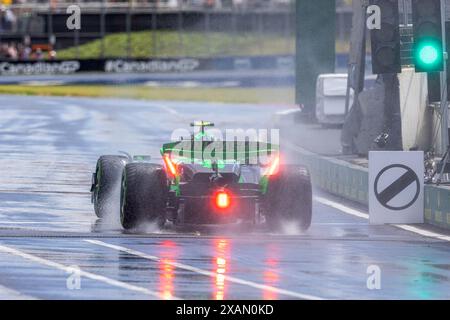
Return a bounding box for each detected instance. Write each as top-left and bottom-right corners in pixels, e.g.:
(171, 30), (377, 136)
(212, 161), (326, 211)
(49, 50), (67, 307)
(93, 155), (128, 218)
(120, 163), (168, 230)
(265, 166), (312, 231)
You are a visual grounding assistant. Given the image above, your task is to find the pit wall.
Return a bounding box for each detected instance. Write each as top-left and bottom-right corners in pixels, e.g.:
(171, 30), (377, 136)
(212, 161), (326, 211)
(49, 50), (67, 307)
(297, 148), (450, 230)
(399, 68), (433, 152)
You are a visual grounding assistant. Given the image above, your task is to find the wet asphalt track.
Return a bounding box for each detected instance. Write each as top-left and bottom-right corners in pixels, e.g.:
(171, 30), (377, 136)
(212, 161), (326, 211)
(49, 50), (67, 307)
(0, 95), (450, 299)
(0, 70), (295, 87)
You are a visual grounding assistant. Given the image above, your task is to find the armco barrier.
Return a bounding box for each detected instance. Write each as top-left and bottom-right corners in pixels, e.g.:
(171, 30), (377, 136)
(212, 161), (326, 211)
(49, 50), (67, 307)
(296, 148), (450, 230)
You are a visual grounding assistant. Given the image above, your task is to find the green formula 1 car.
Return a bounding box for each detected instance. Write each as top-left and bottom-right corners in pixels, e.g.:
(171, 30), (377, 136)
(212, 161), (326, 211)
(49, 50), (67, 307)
(91, 122), (312, 231)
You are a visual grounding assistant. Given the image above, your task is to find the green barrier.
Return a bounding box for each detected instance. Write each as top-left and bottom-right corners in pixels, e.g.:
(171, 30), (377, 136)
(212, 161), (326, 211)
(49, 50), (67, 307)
(296, 150), (450, 230)
(424, 185), (450, 229)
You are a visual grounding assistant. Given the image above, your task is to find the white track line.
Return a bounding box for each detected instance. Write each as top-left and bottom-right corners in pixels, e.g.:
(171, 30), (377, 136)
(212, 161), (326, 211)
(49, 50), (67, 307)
(0, 284), (37, 300)
(315, 196), (450, 242)
(85, 239), (323, 300)
(0, 243), (178, 300)
(314, 196), (369, 219)
(394, 224), (450, 242)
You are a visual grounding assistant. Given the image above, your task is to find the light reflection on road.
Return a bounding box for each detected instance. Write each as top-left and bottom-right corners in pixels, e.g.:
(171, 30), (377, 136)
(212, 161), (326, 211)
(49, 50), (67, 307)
(159, 240), (177, 300)
(263, 244), (280, 300)
(214, 239), (229, 300)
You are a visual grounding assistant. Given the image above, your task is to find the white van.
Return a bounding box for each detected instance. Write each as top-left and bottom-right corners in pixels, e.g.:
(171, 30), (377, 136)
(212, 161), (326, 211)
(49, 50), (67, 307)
(316, 74), (352, 125)
(316, 73), (376, 125)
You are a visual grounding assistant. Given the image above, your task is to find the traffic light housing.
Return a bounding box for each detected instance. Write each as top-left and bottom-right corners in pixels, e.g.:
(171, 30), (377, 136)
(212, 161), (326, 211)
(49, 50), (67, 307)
(412, 0), (444, 72)
(427, 22), (450, 103)
(296, 0), (335, 112)
(370, 0), (402, 74)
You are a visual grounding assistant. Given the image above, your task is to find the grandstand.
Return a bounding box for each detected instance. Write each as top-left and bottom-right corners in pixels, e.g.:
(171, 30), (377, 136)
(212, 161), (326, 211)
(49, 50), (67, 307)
(0, 0), (351, 60)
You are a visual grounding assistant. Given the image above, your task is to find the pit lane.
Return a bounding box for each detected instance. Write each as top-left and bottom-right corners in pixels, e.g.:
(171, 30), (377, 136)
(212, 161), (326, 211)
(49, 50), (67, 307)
(0, 95), (449, 299)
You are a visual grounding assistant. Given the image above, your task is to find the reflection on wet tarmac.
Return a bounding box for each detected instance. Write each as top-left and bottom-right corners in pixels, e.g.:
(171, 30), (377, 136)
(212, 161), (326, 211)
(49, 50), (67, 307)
(213, 239), (228, 300)
(159, 241), (177, 300)
(263, 245), (280, 300)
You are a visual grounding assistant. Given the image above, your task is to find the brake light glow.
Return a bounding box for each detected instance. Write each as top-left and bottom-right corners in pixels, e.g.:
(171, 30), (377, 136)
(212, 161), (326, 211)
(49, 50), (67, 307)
(215, 191), (231, 209)
(264, 156), (280, 176)
(163, 154), (177, 176)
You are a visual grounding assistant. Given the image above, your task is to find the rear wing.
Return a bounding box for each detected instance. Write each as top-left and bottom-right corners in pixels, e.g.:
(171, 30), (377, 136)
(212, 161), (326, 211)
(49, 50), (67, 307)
(161, 140), (279, 166)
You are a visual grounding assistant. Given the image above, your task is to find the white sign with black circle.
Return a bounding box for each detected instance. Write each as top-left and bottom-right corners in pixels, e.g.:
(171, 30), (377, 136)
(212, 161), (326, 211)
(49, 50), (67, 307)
(369, 151), (424, 225)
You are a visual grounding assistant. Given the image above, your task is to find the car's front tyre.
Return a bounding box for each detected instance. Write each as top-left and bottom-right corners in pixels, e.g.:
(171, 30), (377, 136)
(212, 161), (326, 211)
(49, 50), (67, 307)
(92, 155), (129, 218)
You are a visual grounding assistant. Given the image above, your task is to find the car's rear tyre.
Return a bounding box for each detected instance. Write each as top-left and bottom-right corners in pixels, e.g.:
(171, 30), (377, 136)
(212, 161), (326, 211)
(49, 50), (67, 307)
(264, 166), (312, 231)
(120, 163), (168, 230)
(92, 155), (128, 218)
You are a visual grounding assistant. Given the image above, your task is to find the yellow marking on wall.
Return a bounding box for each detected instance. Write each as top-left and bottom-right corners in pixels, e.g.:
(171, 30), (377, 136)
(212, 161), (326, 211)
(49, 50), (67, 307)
(435, 211), (443, 223)
(425, 209), (432, 220)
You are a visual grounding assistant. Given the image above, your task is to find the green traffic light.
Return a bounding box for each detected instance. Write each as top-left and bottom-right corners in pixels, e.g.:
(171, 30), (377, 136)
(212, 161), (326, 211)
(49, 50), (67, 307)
(414, 40), (443, 72)
(419, 45), (439, 65)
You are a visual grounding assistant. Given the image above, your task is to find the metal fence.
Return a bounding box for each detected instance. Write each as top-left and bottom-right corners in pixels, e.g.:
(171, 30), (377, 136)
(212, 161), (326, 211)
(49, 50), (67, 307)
(0, 1), (352, 60)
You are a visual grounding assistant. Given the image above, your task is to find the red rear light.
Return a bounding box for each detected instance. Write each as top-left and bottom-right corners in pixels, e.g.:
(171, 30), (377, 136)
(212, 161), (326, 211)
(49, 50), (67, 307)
(163, 154), (177, 177)
(215, 191), (231, 209)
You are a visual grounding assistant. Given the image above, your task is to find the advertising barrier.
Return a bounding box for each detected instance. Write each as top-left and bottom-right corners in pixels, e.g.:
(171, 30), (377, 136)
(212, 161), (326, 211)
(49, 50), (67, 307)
(0, 54), (357, 76)
(0, 55), (296, 76)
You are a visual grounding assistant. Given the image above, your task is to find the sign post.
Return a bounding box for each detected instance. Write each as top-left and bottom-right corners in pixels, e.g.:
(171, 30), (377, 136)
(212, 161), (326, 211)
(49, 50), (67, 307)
(369, 151), (424, 224)
(440, 0), (449, 156)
